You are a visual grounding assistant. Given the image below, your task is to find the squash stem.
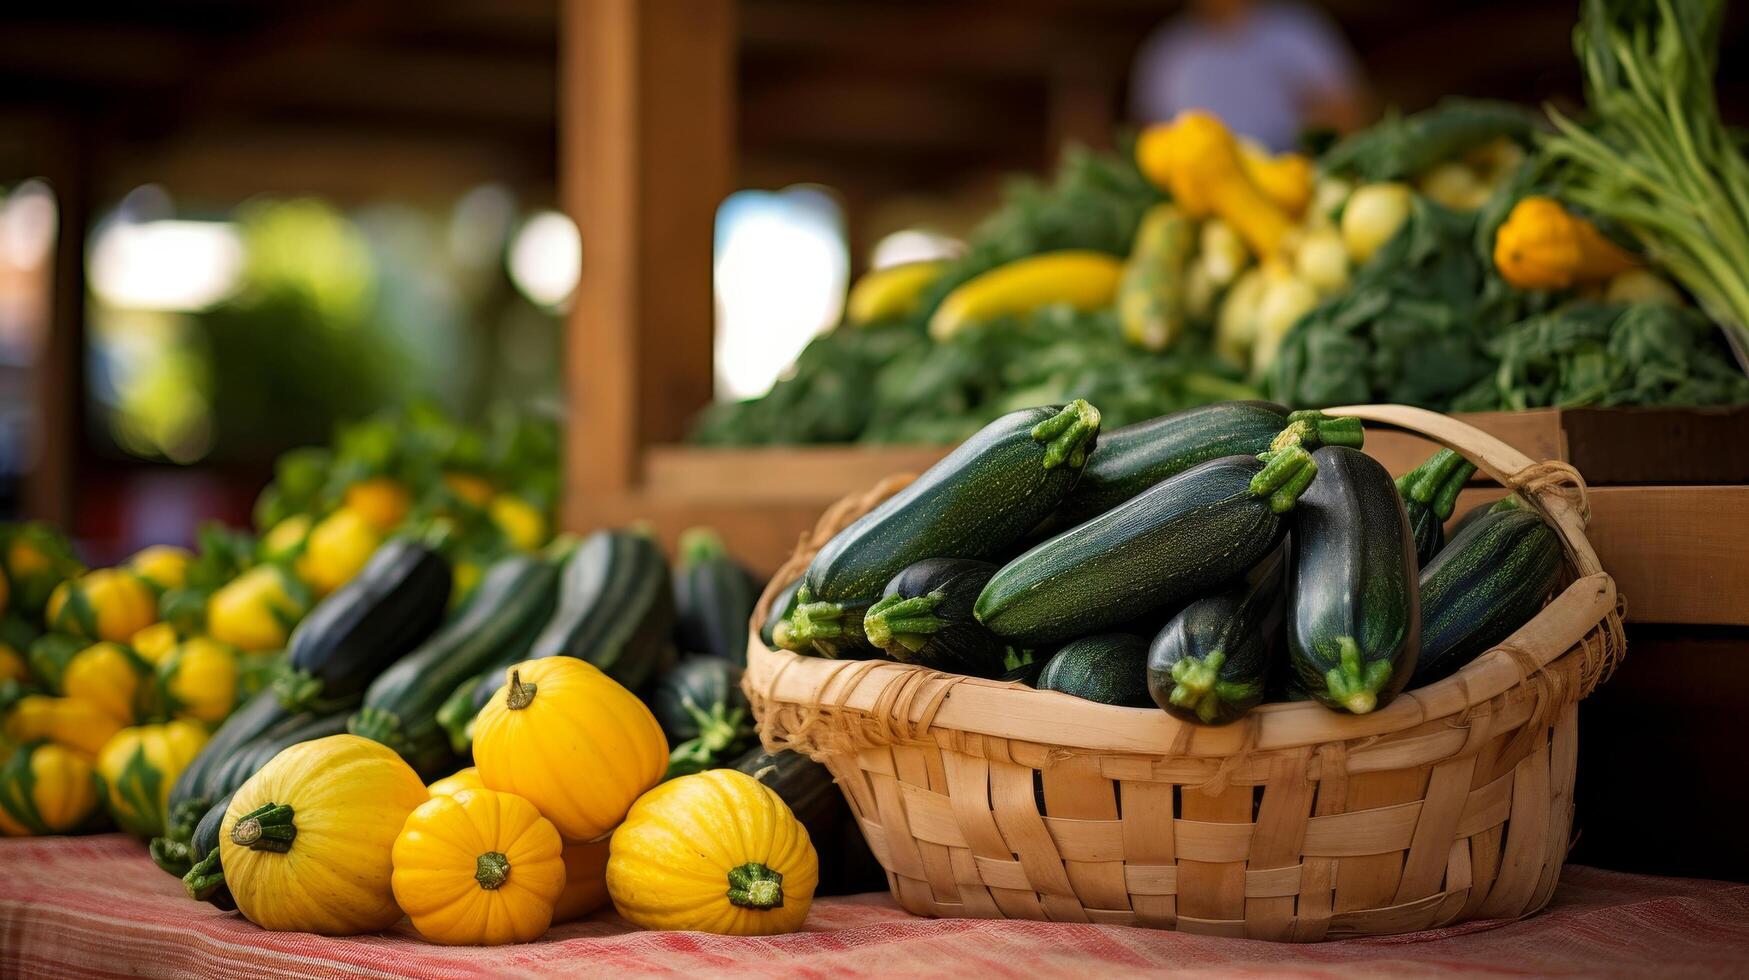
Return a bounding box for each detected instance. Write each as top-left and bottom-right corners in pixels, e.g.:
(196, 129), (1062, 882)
(1030, 399), (1102, 470)
(678, 527), (728, 566)
(1398, 449), (1475, 519)
(781, 598), (863, 650)
(475, 851), (511, 890)
(726, 862), (785, 910)
(505, 670), (538, 711)
(230, 802), (297, 853)
(1168, 650), (1227, 723)
(1250, 445), (1317, 513)
(1322, 636), (1395, 715)
(148, 836), (194, 878)
(271, 667), (325, 713)
(1280, 411), (1365, 450)
(166, 797), (212, 846)
(182, 848), (225, 901)
(863, 592), (950, 656)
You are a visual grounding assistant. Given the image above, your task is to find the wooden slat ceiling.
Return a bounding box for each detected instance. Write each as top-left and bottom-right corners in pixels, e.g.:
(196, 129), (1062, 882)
(1, 0), (1744, 204)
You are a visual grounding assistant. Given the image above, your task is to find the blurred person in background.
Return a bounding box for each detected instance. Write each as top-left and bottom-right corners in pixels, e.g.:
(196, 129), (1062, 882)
(1130, 0), (1369, 151)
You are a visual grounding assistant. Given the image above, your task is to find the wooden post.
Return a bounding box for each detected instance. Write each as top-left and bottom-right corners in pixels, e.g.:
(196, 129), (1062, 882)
(560, 0), (734, 530)
(25, 126), (89, 527)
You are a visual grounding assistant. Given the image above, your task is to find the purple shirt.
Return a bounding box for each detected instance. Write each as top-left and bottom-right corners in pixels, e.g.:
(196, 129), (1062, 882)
(1130, 2), (1358, 152)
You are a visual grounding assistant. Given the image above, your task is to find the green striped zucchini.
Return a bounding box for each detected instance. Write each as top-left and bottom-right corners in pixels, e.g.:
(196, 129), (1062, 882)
(1147, 548), (1285, 725)
(653, 655), (754, 778)
(1287, 446), (1419, 714)
(672, 528), (757, 665)
(1396, 449), (1476, 566)
(350, 553), (557, 772)
(163, 688), (296, 847)
(975, 448), (1315, 643)
(1412, 508), (1561, 688)
(180, 791), (236, 909)
(1037, 634), (1153, 707)
(862, 558), (1005, 677)
(759, 577), (803, 650)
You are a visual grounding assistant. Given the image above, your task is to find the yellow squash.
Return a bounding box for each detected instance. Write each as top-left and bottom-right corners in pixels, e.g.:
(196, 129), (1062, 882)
(927, 251), (1123, 341)
(2, 523), (83, 617)
(426, 766), (486, 798)
(1137, 112), (1292, 258)
(0, 640), (26, 685)
(1340, 182), (1413, 264)
(845, 259), (947, 324)
(443, 471), (496, 509)
(129, 622), (180, 667)
(342, 477), (413, 533)
(258, 514), (312, 563)
(607, 769), (818, 936)
(129, 545), (194, 592)
(4, 695), (123, 758)
(46, 569), (158, 643)
(1494, 196), (1637, 290)
(1238, 143), (1313, 217)
(554, 838), (611, 923)
(222, 734), (428, 935)
(0, 741), (101, 836)
(488, 495), (547, 552)
(472, 658), (667, 842)
(97, 718), (208, 838)
(295, 508), (382, 597)
(207, 564), (308, 652)
(158, 637), (240, 725)
(62, 642), (151, 724)
(1117, 203), (1195, 352)
(392, 787), (566, 945)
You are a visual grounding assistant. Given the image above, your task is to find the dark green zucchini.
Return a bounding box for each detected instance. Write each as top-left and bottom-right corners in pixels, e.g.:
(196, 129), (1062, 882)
(976, 448), (1316, 643)
(759, 577), (803, 650)
(202, 704), (356, 808)
(350, 554), (557, 771)
(654, 655), (755, 778)
(163, 688), (297, 848)
(862, 558), (1005, 677)
(273, 539), (451, 712)
(784, 402), (1101, 653)
(514, 529), (674, 692)
(180, 792), (237, 909)
(1396, 449), (1477, 567)
(1054, 403), (1361, 528)
(1148, 549), (1285, 725)
(732, 748), (885, 896)
(436, 668), (491, 755)
(1448, 493), (1523, 543)
(1037, 634), (1153, 707)
(673, 528), (757, 665)
(1288, 446), (1420, 715)
(1413, 508), (1562, 688)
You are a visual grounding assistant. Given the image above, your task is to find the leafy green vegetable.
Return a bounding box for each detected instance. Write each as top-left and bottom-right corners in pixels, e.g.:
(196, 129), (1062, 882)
(1321, 98), (1541, 182)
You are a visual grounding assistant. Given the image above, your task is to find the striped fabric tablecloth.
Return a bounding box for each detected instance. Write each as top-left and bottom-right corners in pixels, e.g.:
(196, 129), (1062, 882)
(3, 834), (1746, 978)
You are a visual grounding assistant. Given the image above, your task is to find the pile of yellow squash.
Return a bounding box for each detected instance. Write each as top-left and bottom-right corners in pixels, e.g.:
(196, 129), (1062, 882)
(209, 657), (817, 945)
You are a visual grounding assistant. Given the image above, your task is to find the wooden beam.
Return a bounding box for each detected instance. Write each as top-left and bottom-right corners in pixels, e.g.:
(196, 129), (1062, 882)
(561, 0), (732, 522)
(25, 126), (91, 527)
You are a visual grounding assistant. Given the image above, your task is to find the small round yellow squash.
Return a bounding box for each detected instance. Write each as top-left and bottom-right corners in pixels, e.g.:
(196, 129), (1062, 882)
(97, 719), (209, 838)
(607, 769), (818, 936)
(0, 741), (101, 836)
(392, 787), (566, 945)
(426, 766), (485, 798)
(158, 637), (240, 725)
(129, 545), (194, 591)
(553, 837), (611, 923)
(222, 734), (428, 935)
(47, 568), (158, 643)
(472, 658), (667, 842)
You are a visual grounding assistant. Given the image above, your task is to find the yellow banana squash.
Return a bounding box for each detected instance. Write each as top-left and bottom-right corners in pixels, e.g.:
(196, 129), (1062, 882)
(607, 769), (818, 936)
(472, 658), (667, 842)
(222, 734), (428, 934)
(392, 787), (566, 945)
(97, 718), (208, 838)
(846, 259), (947, 325)
(4, 695), (123, 758)
(928, 251), (1124, 341)
(47, 569), (158, 644)
(0, 741), (102, 836)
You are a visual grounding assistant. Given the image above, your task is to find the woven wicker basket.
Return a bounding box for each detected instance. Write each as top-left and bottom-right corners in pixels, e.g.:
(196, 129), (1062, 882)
(744, 405), (1626, 940)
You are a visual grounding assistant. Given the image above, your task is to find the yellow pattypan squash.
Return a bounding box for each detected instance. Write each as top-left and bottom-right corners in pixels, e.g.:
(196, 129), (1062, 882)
(47, 568), (158, 643)
(158, 637), (240, 725)
(392, 787), (566, 945)
(259, 514), (312, 564)
(343, 477), (413, 533)
(0, 740), (102, 836)
(426, 766), (485, 798)
(4, 695), (123, 758)
(443, 471), (496, 509)
(554, 837), (611, 923)
(207, 565), (308, 652)
(129, 545), (194, 592)
(488, 495), (547, 552)
(97, 718), (208, 838)
(473, 659), (667, 842)
(221, 734), (428, 934)
(607, 769), (818, 936)
(1494, 196), (1638, 291)
(129, 622), (180, 667)
(295, 508), (382, 598)
(62, 642), (151, 724)
(2, 523), (83, 617)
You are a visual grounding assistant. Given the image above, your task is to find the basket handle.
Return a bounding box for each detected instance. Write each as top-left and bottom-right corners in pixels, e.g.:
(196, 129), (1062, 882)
(1325, 404), (1603, 580)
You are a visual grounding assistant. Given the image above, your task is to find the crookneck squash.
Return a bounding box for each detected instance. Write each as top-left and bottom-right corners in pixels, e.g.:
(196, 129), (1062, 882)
(221, 734), (428, 935)
(392, 787), (566, 945)
(97, 718), (210, 838)
(0, 740), (102, 836)
(607, 769), (818, 936)
(471, 658), (667, 842)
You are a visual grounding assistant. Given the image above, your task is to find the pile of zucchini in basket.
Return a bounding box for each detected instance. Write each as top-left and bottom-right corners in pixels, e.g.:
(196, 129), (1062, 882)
(768, 400), (1563, 723)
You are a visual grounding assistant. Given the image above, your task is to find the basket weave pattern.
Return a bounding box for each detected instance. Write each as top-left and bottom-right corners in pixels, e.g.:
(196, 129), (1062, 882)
(745, 406), (1625, 940)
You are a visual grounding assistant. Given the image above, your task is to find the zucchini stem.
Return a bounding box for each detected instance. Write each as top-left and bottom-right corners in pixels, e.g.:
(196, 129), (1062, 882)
(270, 668), (325, 713)
(726, 862), (785, 910)
(1030, 399), (1102, 470)
(780, 593), (866, 650)
(1397, 449), (1476, 519)
(678, 527), (728, 566)
(148, 836), (194, 878)
(230, 802), (296, 853)
(182, 848), (225, 901)
(1168, 650), (1227, 723)
(1279, 411), (1365, 451)
(1251, 446), (1317, 513)
(863, 592), (950, 656)
(1322, 636), (1395, 715)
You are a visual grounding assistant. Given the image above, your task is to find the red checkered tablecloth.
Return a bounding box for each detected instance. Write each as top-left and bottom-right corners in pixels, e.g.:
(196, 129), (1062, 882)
(3, 834), (1747, 978)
